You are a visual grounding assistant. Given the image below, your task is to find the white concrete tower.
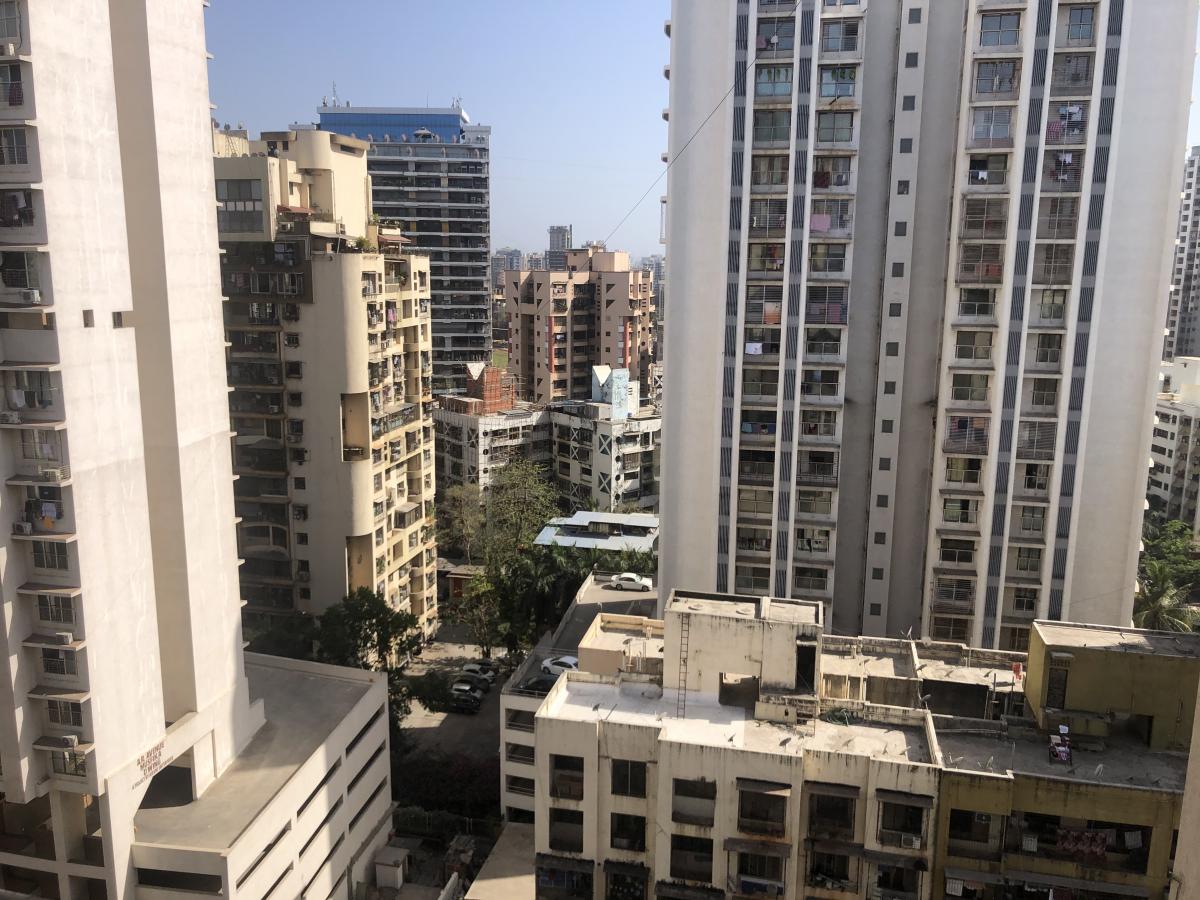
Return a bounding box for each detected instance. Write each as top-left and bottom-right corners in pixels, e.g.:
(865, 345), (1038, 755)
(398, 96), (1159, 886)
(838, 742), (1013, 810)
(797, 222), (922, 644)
(659, 0), (1195, 648)
(0, 3), (394, 897)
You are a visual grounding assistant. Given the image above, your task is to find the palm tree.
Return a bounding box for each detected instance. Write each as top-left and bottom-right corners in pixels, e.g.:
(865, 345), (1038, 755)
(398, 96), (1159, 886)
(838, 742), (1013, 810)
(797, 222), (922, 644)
(1134, 560), (1200, 632)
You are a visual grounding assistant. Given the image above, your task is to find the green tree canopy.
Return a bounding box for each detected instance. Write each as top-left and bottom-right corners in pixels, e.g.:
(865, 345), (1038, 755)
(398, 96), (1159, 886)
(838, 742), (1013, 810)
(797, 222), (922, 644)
(1135, 559), (1200, 632)
(315, 587), (424, 669)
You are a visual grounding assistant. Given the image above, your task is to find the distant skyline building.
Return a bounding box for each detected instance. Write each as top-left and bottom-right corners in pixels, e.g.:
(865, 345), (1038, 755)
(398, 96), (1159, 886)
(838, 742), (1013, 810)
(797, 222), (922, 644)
(507, 248), (655, 405)
(317, 103), (492, 395)
(547, 224), (573, 269)
(659, 0), (1195, 648)
(524, 250), (547, 271)
(492, 246), (523, 291)
(1166, 147), (1200, 359)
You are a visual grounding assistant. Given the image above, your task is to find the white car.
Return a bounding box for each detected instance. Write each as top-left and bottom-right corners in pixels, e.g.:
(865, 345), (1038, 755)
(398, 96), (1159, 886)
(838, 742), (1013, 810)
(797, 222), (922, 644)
(611, 572), (652, 592)
(460, 662), (497, 684)
(541, 655), (579, 676)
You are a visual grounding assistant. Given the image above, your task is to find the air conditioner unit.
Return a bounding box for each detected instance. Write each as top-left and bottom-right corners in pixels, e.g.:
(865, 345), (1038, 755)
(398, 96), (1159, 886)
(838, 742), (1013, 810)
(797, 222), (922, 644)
(0, 411), (21, 424)
(12, 521), (31, 535)
(900, 834), (922, 850)
(61, 734), (78, 748)
(2, 43), (16, 58)
(21, 289), (41, 305)
(286, 434), (302, 444)
(1021, 834), (1038, 853)
(53, 632), (73, 645)
(267, 404), (281, 414)
(38, 466), (66, 482)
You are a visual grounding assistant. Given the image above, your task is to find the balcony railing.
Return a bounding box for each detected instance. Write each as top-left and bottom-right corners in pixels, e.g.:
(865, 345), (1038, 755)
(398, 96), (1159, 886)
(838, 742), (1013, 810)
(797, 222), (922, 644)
(550, 772), (584, 801)
(797, 463), (839, 486)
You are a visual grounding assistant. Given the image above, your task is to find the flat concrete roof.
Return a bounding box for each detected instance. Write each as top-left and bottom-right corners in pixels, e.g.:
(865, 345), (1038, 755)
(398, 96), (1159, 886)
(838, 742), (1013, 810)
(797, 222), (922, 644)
(1034, 621), (1200, 659)
(580, 616), (664, 658)
(542, 676), (930, 765)
(916, 657), (1022, 692)
(936, 728), (1188, 792)
(822, 649), (911, 681)
(464, 822), (535, 900)
(134, 659), (376, 851)
(668, 594), (821, 627)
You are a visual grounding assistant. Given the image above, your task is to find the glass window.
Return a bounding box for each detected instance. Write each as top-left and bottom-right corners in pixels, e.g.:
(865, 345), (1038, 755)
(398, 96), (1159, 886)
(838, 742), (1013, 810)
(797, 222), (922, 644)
(813, 155), (852, 187)
(215, 178), (264, 232)
(611, 759), (647, 797)
(975, 60), (1019, 95)
(51, 752), (87, 777)
(0, 126), (26, 165)
(37, 594), (74, 624)
(817, 112), (854, 142)
(47, 700), (82, 726)
(810, 244), (847, 273)
(980, 13), (1020, 47)
(32, 540), (68, 571)
(756, 18), (796, 52)
(753, 108), (791, 143)
(819, 66), (857, 98)
(0, 2), (18, 41)
(751, 154), (789, 186)
(1066, 6), (1094, 42)
(820, 19), (860, 53)
(971, 107), (1013, 144)
(755, 65), (793, 97)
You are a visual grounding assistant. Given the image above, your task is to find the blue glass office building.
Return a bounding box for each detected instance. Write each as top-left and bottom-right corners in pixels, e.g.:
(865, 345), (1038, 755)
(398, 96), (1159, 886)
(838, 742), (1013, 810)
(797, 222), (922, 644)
(318, 105), (492, 394)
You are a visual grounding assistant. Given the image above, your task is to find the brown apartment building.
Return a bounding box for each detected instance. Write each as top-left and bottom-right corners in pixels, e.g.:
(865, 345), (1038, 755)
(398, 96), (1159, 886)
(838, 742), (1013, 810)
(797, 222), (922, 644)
(505, 248), (654, 404)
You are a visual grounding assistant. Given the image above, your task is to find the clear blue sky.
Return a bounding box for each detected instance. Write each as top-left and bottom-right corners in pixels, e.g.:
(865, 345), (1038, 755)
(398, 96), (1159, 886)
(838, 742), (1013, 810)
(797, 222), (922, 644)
(206, 0), (670, 260)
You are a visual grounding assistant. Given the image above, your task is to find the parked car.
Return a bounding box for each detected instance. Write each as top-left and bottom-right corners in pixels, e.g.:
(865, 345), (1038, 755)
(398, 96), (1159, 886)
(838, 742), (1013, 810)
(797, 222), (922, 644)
(541, 655), (579, 676)
(519, 674), (560, 694)
(461, 662), (497, 683)
(450, 682), (485, 705)
(611, 572), (652, 592)
(448, 692), (480, 714)
(456, 670), (491, 693)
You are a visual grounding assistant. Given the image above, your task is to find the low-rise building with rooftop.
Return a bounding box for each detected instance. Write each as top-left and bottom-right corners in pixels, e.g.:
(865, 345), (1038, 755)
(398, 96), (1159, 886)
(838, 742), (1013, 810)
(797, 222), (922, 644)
(513, 593), (1194, 900)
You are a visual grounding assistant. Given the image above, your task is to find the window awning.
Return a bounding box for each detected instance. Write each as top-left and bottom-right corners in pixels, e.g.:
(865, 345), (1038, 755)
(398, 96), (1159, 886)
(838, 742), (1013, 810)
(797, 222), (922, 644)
(806, 781), (861, 798)
(603, 859), (649, 877)
(28, 683), (89, 702)
(722, 837), (791, 856)
(862, 849), (926, 869)
(945, 867), (1004, 887)
(535, 853), (593, 876)
(1005, 871), (1149, 898)
(876, 788), (934, 808)
(655, 881), (725, 900)
(33, 735), (93, 754)
(808, 838), (865, 856)
(737, 777), (791, 796)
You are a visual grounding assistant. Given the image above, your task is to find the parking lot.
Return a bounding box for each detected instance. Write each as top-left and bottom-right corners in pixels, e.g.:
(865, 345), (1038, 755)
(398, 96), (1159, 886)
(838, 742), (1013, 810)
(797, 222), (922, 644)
(401, 634), (503, 760)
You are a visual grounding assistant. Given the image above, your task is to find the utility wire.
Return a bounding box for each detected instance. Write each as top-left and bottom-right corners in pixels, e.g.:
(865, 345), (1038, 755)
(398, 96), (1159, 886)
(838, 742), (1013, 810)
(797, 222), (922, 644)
(602, 1), (803, 247)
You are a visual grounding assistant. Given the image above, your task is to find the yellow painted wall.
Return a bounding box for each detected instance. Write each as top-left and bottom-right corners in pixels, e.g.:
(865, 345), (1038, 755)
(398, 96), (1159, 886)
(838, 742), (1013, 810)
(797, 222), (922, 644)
(1026, 629), (1200, 750)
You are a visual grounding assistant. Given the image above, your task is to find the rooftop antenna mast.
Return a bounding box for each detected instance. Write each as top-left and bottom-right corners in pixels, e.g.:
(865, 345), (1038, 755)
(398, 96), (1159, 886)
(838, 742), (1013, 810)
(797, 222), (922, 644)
(330, 82), (340, 107)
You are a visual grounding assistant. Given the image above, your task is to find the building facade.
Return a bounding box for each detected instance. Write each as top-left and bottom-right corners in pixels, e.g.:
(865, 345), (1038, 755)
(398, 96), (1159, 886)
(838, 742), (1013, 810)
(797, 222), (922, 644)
(547, 225), (573, 270)
(216, 130), (439, 634)
(1165, 147), (1200, 360)
(434, 366), (661, 511)
(1147, 356), (1200, 532)
(658, 1), (1195, 647)
(507, 248), (655, 405)
(524, 593), (1192, 900)
(0, 3), (393, 897)
(317, 104), (492, 395)
(492, 247), (524, 291)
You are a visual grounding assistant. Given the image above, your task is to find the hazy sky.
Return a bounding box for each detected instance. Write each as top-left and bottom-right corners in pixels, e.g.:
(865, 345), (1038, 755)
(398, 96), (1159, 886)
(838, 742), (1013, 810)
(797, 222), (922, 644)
(206, 0), (670, 260)
(209, 2), (1200, 259)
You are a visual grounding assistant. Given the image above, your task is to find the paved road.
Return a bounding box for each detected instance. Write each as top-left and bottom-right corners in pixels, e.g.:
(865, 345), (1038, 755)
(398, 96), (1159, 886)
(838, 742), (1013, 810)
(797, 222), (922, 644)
(401, 638), (503, 760)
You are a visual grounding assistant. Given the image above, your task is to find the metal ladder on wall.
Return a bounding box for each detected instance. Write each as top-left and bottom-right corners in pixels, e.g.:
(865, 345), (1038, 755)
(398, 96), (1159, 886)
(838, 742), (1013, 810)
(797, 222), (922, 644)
(675, 613), (690, 719)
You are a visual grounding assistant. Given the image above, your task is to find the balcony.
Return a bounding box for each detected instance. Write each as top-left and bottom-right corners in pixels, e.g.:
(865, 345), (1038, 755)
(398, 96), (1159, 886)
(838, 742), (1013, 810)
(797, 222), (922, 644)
(931, 586), (975, 615)
(957, 259), (1004, 285)
(806, 302), (848, 326)
(1025, 346), (1063, 373)
(797, 462), (839, 487)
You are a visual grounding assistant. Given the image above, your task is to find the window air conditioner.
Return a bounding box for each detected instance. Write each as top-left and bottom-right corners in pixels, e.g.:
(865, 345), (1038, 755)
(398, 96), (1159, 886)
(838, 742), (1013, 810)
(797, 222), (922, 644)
(53, 632), (73, 645)
(2, 44), (16, 59)
(900, 834), (922, 850)
(12, 521), (31, 535)
(21, 289), (41, 305)
(0, 411), (21, 424)
(62, 734), (78, 748)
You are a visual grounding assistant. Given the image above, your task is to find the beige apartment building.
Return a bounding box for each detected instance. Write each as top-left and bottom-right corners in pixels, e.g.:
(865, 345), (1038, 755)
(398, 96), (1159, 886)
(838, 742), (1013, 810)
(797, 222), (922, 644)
(659, 0), (1196, 649)
(214, 129), (438, 633)
(522, 592), (1193, 900)
(506, 248), (655, 405)
(0, 3), (395, 897)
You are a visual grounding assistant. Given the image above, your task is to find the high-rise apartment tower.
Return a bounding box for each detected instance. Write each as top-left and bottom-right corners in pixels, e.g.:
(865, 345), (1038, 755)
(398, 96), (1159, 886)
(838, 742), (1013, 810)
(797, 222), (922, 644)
(1165, 147), (1200, 359)
(547, 224), (573, 269)
(0, 4), (395, 897)
(215, 129), (439, 634)
(317, 104), (492, 395)
(659, 0), (1194, 648)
